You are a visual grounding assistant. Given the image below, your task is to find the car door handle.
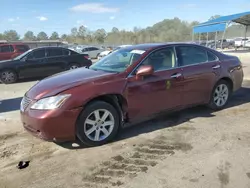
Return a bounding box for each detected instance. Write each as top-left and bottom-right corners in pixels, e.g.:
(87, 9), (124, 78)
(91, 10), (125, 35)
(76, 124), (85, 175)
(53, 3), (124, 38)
(212, 65), (221, 69)
(170, 73), (182, 78)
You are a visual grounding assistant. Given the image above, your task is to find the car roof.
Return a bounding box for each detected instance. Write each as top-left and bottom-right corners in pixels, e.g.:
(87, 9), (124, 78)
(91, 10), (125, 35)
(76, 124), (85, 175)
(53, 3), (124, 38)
(121, 42), (200, 51)
(0, 43), (28, 46)
(29, 46), (70, 50)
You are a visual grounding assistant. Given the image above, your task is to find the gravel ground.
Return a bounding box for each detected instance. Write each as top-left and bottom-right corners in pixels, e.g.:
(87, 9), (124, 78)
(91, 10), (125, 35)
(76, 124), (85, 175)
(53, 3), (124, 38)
(0, 56), (250, 188)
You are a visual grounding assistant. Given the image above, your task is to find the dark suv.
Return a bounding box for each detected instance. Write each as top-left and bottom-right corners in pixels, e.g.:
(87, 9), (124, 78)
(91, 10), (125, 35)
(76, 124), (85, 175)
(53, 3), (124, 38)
(0, 43), (30, 61)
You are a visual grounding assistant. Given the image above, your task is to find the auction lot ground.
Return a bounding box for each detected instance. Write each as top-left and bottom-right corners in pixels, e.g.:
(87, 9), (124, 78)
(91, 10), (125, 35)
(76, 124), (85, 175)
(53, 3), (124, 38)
(0, 53), (250, 188)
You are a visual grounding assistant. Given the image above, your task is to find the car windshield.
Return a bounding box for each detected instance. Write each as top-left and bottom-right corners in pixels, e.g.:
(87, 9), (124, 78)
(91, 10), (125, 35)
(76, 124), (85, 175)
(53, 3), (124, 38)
(13, 49), (32, 60)
(89, 48), (146, 73)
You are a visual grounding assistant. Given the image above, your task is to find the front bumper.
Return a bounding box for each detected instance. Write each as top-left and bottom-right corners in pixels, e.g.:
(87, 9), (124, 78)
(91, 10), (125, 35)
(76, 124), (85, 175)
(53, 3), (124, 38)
(20, 107), (82, 142)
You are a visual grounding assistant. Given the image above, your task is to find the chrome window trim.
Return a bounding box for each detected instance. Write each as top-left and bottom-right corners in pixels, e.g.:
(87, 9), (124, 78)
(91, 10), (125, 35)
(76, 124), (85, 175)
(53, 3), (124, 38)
(127, 44), (220, 78)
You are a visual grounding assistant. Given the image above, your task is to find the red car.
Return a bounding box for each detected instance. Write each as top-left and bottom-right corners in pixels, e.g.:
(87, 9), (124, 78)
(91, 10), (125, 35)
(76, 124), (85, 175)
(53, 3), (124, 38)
(0, 43), (30, 61)
(20, 43), (244, 146)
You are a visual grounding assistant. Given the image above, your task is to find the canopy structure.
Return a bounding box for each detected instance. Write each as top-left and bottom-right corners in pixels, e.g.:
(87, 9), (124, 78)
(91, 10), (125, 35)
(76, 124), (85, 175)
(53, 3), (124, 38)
(193, 11), (250, 34)
(192, 11), (250, 49)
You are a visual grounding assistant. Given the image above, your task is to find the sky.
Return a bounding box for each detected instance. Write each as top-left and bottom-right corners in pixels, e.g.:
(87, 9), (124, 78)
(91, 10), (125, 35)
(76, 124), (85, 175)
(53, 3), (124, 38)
(0, 0), (249, 37)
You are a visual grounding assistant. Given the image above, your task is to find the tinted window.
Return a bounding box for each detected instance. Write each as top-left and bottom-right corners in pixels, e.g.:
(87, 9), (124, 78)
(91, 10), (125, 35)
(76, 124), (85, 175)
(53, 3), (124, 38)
(15, 45), (29, 52)
(91, 47), (99, 51)
(176, 46), (207, 66)
(62, 49), (70, 56)
(140, 47), (176, 72)
(28, 49), (45, 59)
(207, 51), (217, 61)
(0, 45), (13, 53)
(47, 48), (63, 57)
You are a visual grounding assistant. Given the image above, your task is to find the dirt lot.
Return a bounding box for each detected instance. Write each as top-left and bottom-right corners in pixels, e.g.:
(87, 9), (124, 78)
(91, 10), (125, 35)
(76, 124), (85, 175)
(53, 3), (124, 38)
(0, 55), (250, 188)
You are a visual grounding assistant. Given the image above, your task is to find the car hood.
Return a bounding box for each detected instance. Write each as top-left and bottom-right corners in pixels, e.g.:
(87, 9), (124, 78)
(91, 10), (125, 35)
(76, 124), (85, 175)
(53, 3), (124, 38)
(26, 68), (115, 100)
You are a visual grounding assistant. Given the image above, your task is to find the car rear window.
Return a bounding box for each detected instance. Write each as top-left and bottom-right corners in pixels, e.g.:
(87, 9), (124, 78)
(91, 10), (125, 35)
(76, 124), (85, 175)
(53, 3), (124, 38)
(15, 45), (29, 52)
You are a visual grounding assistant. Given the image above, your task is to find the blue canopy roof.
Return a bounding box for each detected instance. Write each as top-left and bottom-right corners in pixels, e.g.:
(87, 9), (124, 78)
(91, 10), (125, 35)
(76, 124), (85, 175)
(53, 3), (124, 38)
(193, 11), (250, 34)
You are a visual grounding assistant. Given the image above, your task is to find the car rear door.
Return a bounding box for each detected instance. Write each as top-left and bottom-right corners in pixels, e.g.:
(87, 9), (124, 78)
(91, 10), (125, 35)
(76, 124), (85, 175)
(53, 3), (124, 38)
(18, 48), (49, 78)
(0, 45), (14, 60)
(126, 47), (184, 121)
(175, 45), (221, 106)
(46, 48), (68, 74)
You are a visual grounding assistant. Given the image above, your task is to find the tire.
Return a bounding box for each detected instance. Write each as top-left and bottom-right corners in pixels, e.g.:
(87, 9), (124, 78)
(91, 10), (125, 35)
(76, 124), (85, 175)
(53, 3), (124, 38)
(0, 69), (18, 84)
(96, 53), (100, 59)
(76, 101), (120, 146)
(69, 63), (79, 70)
(208, 80), (231, 110)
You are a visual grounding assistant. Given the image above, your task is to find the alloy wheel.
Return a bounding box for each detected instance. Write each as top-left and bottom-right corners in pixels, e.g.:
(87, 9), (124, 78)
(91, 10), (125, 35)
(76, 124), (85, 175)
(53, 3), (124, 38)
(213, 84), (229, 107)
(84, 109), (115, 141)
(1, 71), (16, 83)
(70, 65), (79, 69)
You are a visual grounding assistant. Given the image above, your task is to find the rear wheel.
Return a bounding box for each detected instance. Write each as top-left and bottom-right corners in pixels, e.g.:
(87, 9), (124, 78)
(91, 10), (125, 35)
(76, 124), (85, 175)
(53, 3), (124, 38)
(0, 70), (17, 84)
(208, 80), (231, 110)
(69, 63), (79, 70)
(76, 101), (120, 146)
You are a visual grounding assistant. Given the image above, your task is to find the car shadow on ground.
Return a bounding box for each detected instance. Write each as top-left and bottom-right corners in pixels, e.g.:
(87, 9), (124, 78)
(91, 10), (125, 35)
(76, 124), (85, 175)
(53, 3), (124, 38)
(0, 97), (23, 113)
(57, 86), (250, 150)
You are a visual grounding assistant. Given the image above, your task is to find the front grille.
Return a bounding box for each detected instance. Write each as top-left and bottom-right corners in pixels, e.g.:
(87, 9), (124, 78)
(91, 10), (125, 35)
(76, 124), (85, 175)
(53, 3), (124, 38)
(21, 96), (32, 111)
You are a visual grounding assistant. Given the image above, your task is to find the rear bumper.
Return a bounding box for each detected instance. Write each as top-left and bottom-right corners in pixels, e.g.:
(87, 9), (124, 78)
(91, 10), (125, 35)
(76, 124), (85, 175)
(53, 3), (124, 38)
(20, 107), (82, 142)
(231, 65), (244, 92)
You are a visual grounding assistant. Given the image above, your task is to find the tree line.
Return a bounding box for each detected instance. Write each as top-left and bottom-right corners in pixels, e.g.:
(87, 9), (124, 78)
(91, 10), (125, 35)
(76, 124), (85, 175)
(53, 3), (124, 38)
(0, 16), (248, 45)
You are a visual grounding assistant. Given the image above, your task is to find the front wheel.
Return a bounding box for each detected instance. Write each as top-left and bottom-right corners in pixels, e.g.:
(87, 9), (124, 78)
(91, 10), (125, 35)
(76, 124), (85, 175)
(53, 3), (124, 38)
(208, 80), (231, 110)
(76, 101), (120, 146)
(0, 70), (18, 84)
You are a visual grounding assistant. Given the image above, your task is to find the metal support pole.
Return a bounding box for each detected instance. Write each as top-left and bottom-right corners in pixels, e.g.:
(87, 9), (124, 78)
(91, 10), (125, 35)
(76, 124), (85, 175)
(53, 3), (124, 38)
(244, 25), (248, 48)
(206, 32), (208, 46)
(220, 22), (229, 51)
(215, 31), (217, 49)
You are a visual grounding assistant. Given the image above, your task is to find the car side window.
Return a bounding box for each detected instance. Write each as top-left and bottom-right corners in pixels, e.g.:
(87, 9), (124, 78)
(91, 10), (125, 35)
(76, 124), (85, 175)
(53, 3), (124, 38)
(91, 47), (99, 51)
(62, 49), (70, 56)
(47, 48), (63, 57)
(15, 45), (29, 52)
(139, 47), (176, 72)
(176, 46), (208, 66)
(207, 51), (218, 62)
(28, 49), (45, 59)
(0, 45), (13, 53)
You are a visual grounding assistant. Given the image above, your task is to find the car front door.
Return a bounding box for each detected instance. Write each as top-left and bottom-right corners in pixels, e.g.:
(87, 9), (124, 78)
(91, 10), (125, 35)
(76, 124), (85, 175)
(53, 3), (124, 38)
(175, 45), (221, 106)
(18, 48), (48, 78)
(126, 47), (184, 122)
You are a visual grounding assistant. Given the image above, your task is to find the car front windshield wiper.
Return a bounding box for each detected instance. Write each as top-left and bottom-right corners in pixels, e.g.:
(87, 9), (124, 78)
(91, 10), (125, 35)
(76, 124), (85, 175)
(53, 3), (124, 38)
(89, 67), (119, 73)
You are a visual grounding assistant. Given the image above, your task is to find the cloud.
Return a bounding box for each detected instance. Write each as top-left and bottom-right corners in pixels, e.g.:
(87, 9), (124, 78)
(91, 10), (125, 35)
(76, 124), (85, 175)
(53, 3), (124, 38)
(36, 16), (48, 21)
(8, 18), (15, 22)
(70, 3), (119, 13)
(179, 3), (197, 8)
(109, 16), (115, 20)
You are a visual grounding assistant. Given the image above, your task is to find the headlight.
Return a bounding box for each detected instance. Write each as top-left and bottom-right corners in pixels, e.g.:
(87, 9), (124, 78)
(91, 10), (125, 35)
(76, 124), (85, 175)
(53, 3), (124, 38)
(30, 94), (71, 110)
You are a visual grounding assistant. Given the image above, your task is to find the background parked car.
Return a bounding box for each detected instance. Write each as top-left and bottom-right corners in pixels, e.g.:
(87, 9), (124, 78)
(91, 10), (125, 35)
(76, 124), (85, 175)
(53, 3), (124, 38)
(0, 46), (92, 84)
(80, 46), (104, 59)
(234, 37), (249, 48)
(0, 43), (30, 61)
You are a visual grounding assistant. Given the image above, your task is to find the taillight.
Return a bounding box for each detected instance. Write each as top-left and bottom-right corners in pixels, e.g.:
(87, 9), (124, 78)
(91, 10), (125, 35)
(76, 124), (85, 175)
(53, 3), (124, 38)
(84, 54), (90, 60)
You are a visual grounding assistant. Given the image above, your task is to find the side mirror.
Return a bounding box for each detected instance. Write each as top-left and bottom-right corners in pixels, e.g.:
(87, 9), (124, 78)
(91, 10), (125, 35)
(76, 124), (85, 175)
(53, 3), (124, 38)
(136, 65), (154, 80)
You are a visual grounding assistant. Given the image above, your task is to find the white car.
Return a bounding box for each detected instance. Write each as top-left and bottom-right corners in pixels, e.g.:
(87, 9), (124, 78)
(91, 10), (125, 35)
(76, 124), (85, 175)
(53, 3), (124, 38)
(80, 46), (104, 59)
(97, 50), (112, 59)
(234, 37), (249, 48)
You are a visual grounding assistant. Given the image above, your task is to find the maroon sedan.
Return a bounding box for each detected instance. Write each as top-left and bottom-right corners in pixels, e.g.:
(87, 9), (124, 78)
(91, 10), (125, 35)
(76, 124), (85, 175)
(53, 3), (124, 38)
(20, 43), (244, 146)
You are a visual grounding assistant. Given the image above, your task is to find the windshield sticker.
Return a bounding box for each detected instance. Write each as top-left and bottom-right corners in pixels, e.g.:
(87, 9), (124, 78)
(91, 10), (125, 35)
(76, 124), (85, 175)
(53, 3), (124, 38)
(130, 50), (146, 54)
